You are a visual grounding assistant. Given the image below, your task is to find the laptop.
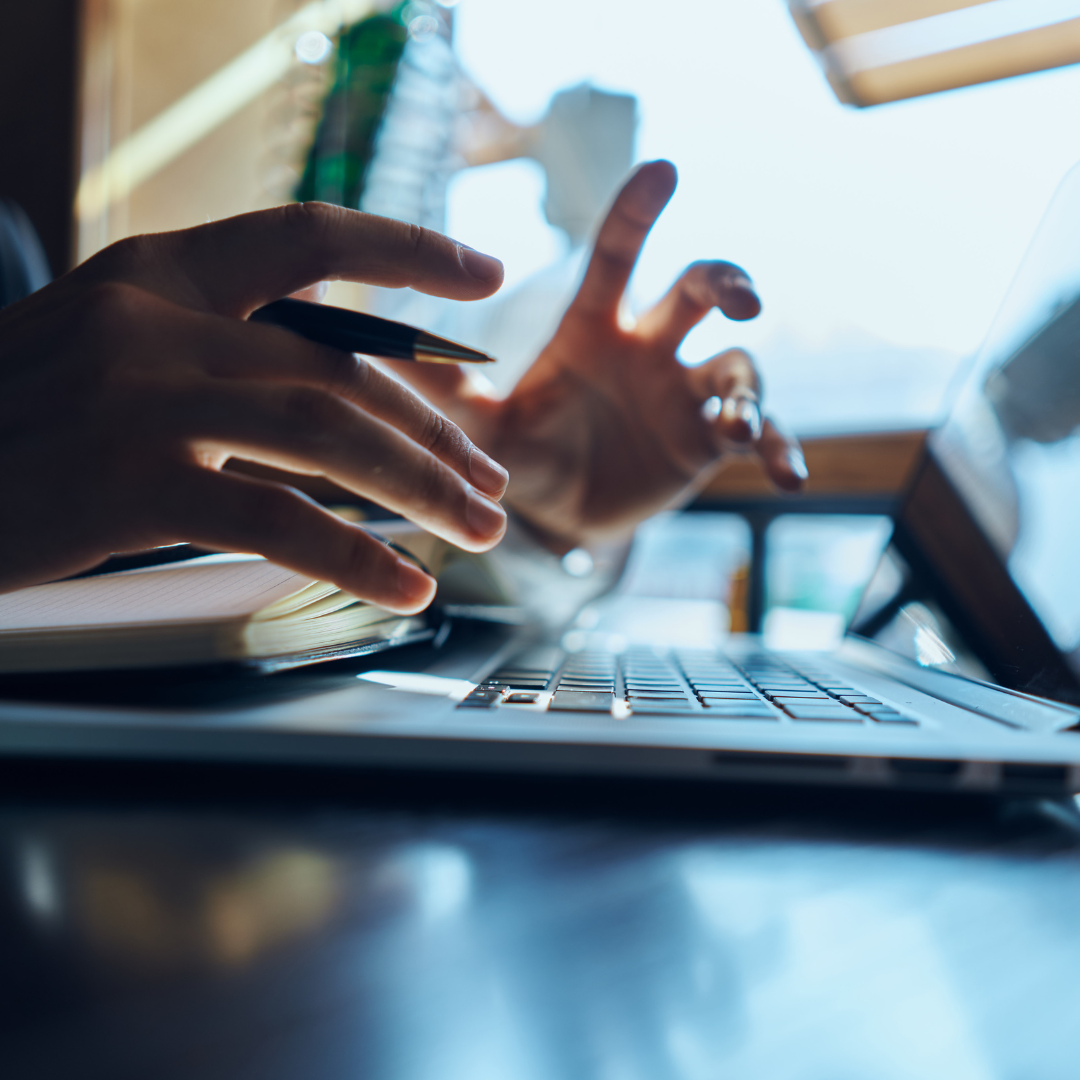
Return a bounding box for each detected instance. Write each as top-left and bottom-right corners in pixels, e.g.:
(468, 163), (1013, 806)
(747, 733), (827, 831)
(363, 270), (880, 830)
(6, 173), (1080, 797)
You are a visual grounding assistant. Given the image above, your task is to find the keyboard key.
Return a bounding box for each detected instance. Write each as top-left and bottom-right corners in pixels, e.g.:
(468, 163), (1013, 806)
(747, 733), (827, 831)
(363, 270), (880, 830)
(784, 706), (862, 722)
(628, 704), (698, 716)
(700, 709), (777, 719)
(767, 698), (836, 707)
(458, 688), (502, 709)
(861, 706), (914, 720)
(549, 691), (614, 712)
(505, 692), (539, 704)
(699, 700), (775, 711)
(699, 699), (762, 707)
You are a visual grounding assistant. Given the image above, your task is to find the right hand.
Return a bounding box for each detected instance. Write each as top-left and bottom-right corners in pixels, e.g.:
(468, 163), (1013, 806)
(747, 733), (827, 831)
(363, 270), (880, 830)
(0, 202), (509, 612)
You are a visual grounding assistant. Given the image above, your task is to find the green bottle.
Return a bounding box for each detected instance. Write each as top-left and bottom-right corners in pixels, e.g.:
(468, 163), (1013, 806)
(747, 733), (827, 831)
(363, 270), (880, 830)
(295, 4), (409, 208)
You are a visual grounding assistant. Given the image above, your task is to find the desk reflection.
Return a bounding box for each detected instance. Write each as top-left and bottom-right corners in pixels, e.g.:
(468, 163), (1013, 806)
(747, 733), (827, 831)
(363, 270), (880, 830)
(3, 794), (1080, 1079)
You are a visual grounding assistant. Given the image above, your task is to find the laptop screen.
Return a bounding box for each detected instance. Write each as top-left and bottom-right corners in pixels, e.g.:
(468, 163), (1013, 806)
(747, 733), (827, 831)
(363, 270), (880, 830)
(857, 161), (1080, 700)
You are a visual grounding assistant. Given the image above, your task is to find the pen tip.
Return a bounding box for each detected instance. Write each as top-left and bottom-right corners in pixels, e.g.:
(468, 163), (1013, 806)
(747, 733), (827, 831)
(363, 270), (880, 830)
(414, 330), (498, 365)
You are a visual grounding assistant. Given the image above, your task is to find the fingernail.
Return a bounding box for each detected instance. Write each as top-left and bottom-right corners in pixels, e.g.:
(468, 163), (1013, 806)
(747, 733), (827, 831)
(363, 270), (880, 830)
(469, 448), (509, 496)
(738, 399), (762, 440)
(721, 273), (755, 292)
(716, 272), (761, 320)
(722, 396), (761, 441)
(396, 559), (436, 605)
(466, 490), (507, 538)
(787, 448), (809, 481)
(459, 245), (504, 282)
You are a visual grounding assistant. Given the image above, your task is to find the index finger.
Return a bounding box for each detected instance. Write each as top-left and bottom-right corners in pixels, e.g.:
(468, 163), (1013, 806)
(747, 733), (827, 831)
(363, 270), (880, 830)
(635, 261), (761, 349)
(95, 202), (505, 317)
(569, 160), (677, 319)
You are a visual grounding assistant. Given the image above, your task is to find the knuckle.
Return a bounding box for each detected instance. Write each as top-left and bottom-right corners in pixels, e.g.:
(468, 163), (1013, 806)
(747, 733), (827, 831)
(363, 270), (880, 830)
(341, 531), (384, 590)
(684, 259), (713, 280)
(418, 408), (449, 454)
(282, 200), (345, 240)
(76, 280), (150, 339)
(91, 233), (158, 278)
(389, 221), (428, 276)
(703, 259), (742, 278)
(281, 386), (341, 435)
(243, 484), (302, 539)
(425, 410), (471, 462)
(720, 345), (754, 366)
(405, 222), (425, 257)
(677, 261), (715, 304)
(415, 453), (453, 515)
(323, 347), (366, 399)
(706, 347), (760, 398)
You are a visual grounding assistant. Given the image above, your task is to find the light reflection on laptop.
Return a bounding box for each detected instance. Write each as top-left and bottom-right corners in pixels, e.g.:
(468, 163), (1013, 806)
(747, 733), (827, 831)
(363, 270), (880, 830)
(859, 159), (1080, 703)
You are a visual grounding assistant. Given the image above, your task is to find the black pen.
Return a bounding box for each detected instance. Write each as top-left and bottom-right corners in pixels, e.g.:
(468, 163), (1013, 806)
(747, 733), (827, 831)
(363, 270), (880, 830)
(249, 297), (496, 364)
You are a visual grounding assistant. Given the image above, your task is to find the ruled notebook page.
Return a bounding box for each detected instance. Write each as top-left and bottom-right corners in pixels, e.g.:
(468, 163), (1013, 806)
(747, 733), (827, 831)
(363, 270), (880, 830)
(0, 558), (314, 630)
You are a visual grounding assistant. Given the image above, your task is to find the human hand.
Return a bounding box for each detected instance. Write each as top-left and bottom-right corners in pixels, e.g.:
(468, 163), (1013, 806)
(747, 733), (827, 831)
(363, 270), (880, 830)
(0, 203), (510, 609)
(396, 161), (806, 550)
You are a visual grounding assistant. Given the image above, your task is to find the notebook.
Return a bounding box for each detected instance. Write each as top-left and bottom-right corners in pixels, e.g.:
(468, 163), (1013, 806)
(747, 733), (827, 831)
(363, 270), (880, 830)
(0, 524), (511, 674)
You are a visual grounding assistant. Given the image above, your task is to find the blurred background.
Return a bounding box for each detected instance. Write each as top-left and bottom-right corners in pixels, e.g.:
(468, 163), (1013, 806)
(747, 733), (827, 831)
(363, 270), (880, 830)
(8, 0), (1080, 640)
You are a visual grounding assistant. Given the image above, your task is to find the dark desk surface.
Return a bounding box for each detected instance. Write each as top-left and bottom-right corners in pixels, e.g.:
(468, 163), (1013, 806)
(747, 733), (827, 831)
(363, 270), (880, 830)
(3, 761), (1080, 1080)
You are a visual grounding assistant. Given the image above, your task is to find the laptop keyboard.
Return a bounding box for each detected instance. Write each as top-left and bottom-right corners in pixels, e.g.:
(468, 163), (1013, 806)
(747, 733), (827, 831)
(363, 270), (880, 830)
(459, 648), (917, 726)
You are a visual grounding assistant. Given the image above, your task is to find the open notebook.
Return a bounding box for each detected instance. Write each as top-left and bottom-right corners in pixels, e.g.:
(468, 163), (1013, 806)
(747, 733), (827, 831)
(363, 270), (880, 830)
(0, 525), (514, 674)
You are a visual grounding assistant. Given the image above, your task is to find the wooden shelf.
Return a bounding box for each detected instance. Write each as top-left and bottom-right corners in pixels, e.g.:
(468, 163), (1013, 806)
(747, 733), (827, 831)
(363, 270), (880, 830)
(694, 429), (928, 508)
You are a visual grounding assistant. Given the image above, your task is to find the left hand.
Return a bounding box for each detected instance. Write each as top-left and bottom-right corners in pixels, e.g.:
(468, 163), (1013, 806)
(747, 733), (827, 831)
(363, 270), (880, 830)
(397, 160), (806, 550)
